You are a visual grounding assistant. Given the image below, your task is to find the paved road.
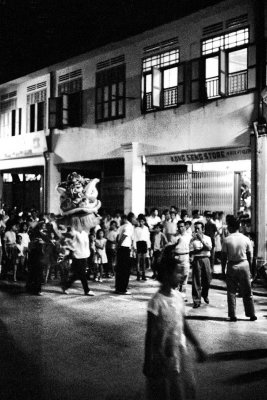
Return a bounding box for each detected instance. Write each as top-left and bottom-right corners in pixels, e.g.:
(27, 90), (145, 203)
(0, 278), (266, 400)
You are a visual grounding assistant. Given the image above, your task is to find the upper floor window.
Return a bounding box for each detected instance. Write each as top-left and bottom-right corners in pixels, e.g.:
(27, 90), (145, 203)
(27, 88), (47, 132)
(199, 28), (254, 99)
(0, 92), (21, 138)
(49, 72), (83, 129)
(95, 64), (126, 123)
(141, 49), (184, 112)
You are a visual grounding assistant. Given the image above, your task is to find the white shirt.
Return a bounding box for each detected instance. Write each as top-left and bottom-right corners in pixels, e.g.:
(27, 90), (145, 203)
(72, 230), (90, 259)
(118, 221), (134, 248)
(133, 226), (151, 248)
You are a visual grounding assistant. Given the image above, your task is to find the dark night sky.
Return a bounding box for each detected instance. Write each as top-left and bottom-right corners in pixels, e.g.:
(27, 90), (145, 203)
(0, 0), (223, 84)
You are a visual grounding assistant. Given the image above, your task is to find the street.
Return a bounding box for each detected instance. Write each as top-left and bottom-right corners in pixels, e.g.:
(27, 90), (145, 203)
(0, 277), (267, 400)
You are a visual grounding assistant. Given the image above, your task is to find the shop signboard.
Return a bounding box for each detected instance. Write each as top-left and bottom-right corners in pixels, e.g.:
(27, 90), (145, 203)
(0, 131), (47, 160)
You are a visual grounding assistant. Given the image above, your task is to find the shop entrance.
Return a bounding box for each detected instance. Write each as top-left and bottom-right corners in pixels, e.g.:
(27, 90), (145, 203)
(1, 169), (44, 212)
(146, 160), (251, 217)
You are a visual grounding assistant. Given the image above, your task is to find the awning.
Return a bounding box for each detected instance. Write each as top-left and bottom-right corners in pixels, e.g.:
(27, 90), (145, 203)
(0, 156), (45, 171)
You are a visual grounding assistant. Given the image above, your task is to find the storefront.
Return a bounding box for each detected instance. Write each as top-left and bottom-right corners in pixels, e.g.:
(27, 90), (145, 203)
(0, 132), (47, 211)
(145, 146), (251, 216)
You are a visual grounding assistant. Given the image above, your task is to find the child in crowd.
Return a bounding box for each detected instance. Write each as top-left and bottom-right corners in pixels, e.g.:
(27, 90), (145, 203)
(14, 234), (26, 281)
(134, 214), (151, 281)
(95, 229), (107, 282)
(19, 222), (30, 271)
(88, 231), (96, 280)
(106, 220), (118, 277)
(151, 223), (168, 279)
(143, 257), (206, 400)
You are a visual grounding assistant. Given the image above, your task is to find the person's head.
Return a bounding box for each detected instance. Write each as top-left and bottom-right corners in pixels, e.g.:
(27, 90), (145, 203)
(181, 209), (188, 220)
(150, 208), (159, 217)
(138, 214), (146, 226)
(16, 234), (22, 244)
(121, 214), (128, 224)
(192, 209), (200, 218)
(194, 221), (204, 233)
(10, 223), (18, 232)
(158, 258), (184, 289)
(89, 231), (96, 241)
(96, 229), (104, 239)
(185, 220), (192, 230)
(170, 211), (176, 220)
(170, 205), (177, 213)
(163, 209), (171, 220)
(177, 220), (186, 235)
(205, 211), (212, 221)
(109, 220), (118, 230)
(154, 223), (162, 233)
(227, 216), (240, 233)
(21, 222), (28, 232)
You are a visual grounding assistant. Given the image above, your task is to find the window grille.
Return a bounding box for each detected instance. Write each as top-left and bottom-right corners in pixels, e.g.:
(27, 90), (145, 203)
(142, 49), (179, 72)
(202, 28), (249, 55)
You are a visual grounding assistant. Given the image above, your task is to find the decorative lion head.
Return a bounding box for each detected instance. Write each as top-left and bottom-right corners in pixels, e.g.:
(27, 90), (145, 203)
(56, 172), (101, 216)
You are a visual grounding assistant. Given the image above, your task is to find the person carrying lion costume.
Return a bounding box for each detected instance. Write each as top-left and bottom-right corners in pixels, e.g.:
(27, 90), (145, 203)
(55, 172), (101, 296)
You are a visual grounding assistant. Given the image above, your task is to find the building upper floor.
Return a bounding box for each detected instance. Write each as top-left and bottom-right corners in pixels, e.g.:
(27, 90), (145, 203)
(0, 0), (266, 163)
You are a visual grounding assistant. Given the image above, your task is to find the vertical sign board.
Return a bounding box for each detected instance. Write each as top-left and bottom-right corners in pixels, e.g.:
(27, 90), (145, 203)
(152, 67), (161, 108)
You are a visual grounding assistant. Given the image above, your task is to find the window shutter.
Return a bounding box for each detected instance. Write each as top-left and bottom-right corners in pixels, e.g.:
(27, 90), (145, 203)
(177, 62), (185, 105)
(190, 58), (206, 102)
(152, 67), (161, 108)
(11, 109), (16, 136)
(16, 108), (21, 135)
(219, 49), (226, 96)
(62, 94), (69, 127)
(247, 43), (256, 90)
(68, 91), (83, 127)
(49, 97), (63, 129)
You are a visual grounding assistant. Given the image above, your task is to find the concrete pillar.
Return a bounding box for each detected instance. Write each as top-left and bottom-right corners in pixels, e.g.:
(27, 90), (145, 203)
(252, 134), (267, 264)
(121, 142), (146, 216)
(0, 173), (3, 208)
(44, 152), (61, 214)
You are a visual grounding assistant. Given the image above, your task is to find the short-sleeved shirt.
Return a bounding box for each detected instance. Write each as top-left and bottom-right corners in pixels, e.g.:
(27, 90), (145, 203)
(4, 230), (16, 246)
(118, 222), (133, 248)
(147, 290), (186, 375)
(222, 232), (252, 262)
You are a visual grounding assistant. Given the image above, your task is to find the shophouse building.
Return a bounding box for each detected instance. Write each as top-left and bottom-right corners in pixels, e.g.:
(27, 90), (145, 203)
(0, 0), (267, 261)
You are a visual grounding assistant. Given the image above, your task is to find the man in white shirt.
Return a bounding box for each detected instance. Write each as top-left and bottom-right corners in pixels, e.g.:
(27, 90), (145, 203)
(190, 222), (212, 308)
(221, 216), (257, 322)
(115, 214), (134, 294)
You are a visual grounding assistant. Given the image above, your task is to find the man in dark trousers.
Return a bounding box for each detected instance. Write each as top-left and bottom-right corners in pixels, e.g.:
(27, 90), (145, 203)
(221, 215), (257, 322)
(115, 214), (134, 295)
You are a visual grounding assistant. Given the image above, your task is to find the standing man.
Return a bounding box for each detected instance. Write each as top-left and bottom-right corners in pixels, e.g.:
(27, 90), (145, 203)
(190, 222), (212, 308)
(221, 216), (257, 322)
(115, 214), (134, 295)
(204, 211), (217, 272)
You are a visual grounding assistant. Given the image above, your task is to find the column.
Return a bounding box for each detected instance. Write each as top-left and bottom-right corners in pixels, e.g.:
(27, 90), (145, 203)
(44, 152), (61, 214)
(256, 134), (267, 263)
(0, 173), (3, 208)
(121, 142), (146, 216)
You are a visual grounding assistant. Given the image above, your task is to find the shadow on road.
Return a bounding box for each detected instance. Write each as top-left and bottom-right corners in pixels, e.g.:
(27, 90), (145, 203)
(186, 315), (228, 322)
(224, 368), (267, 384)
(209, 348), (267, 362)
(0, 319), (44, 400)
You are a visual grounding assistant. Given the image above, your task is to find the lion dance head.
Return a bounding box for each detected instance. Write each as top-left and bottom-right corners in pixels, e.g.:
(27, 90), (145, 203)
(56, 172), (101, 232)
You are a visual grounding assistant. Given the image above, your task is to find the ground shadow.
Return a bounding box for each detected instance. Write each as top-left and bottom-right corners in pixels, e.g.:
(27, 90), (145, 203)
(224, 368), (267, 385)
(209, 348), (267, 362)
(186, 315), (228, 322)
(0, 319), (44, 400)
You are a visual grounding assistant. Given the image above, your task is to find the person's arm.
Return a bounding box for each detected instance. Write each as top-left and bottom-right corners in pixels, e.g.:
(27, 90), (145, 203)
(143, 311), (156, 377)
(184, 318), (206, 362)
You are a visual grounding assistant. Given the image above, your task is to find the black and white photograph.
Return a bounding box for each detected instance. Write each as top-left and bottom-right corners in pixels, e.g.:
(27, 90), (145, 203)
(0, 0), (267, 399)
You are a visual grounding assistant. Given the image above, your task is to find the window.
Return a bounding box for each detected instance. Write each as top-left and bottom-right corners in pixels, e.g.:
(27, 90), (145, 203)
(196, 28), (255, 100)
(27, 89), (47, 132)
(141, 49), (184, 112)
(49, 76), (83, 129)
(95, 64), (125, 123)
(0, 95), (21, 138)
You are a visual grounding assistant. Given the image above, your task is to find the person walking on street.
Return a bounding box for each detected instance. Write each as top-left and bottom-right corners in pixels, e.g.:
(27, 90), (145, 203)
(115, 214), (134, 295)
(190, 222), (212, 308)
(221, 216), (257, 322)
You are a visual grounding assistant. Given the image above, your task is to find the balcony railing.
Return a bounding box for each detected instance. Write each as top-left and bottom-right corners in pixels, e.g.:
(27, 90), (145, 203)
(228, 70), (247, 95)
(144, 87), (178, 111)
(206, 77), (219, 99)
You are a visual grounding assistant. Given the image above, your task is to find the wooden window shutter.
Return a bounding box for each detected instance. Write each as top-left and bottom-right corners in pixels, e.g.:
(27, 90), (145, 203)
(68, 91), (83, 127)
(190, 58), (206, 103)
(48, 97), (63, 129)
(177, 62), (185, 105)
(247, 43), (256, 90)
(219, 49), (227, 96)
(152, 67), (161, 108)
